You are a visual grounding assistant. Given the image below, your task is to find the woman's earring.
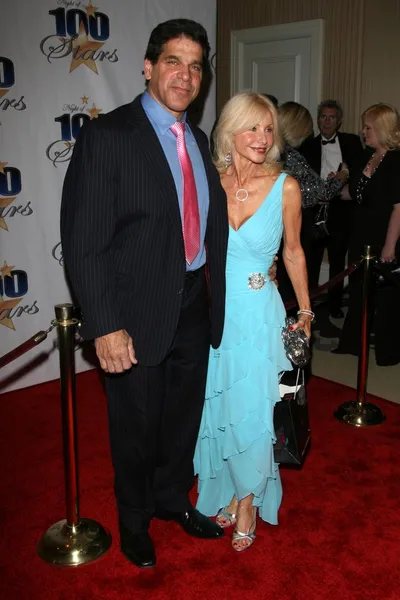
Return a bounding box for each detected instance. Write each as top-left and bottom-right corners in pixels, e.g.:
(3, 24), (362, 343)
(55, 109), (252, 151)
(224, 151), (232, 166)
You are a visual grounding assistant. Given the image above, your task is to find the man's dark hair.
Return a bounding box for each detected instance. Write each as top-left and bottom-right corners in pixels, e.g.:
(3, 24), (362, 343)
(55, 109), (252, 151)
(145, 19), (210, 65)
(263, 94), (278, 108)
(317, 99), (343, 121)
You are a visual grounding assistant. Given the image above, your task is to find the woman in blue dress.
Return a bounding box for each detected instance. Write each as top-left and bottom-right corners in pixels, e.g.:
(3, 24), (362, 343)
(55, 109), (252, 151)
(194, 92), (312, 551)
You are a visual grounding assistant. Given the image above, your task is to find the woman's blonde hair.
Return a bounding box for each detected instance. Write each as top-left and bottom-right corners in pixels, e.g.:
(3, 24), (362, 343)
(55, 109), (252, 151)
(213, 91), (282, 173)
(362, 103), (400, 149)
(278, 102), (314, 148)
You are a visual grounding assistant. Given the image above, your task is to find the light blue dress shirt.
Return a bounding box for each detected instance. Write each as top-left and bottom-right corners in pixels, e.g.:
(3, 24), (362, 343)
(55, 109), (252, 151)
(141, 92), (209, 271)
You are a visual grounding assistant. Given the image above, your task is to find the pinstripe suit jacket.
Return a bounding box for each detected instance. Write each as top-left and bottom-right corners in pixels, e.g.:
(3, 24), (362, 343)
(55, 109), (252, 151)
(60, 95), (228, 366)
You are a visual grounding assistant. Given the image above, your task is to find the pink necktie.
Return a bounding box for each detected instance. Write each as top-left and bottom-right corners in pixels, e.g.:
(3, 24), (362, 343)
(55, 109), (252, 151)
(170, 121), (200, 265)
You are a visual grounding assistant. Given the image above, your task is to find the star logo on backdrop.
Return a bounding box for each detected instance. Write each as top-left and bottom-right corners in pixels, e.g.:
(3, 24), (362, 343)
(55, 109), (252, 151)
(0, 161), (8, 174)
(40, 2), (118, 75)
(69, 22), (105, 74)
(0, 89), (8, 99)
(46, 96), (103, 165)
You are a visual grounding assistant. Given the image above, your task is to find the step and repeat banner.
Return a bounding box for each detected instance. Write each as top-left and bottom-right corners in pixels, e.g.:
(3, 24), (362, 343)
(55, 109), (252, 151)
(0, 0), (217, 393)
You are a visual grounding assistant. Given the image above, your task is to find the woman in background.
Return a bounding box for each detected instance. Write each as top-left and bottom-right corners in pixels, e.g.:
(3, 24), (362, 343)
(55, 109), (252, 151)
(336, 103), (400, 365)
(276, 101), (349, 301)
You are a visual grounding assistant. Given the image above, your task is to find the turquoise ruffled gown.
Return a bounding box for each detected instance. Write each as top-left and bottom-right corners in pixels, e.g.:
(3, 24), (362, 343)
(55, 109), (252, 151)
(194, 172), (292, 524)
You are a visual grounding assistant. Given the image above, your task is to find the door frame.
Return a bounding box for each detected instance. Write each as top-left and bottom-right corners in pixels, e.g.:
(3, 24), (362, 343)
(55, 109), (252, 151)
(230, 19), (324, 113)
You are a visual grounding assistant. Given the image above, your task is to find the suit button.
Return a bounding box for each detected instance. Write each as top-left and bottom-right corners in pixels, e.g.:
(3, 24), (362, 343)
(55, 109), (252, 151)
(178, 288), (184, 295)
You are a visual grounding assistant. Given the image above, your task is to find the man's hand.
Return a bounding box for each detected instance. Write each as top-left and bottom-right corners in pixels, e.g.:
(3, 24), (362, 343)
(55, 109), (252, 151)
(268, 255), (278, 287)
(95, 329), (137, 373)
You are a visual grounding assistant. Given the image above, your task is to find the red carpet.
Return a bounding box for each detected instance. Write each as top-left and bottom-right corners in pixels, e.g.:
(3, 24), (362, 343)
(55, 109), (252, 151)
(1, 370), (400, 600)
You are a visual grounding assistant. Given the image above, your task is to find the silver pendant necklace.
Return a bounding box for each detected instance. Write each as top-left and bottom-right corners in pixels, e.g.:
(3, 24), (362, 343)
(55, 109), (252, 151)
(235, 188), (249, 202)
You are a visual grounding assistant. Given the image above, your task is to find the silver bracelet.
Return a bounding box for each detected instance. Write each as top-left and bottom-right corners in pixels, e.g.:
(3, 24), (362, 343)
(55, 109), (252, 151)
(297, 309), (315, 321)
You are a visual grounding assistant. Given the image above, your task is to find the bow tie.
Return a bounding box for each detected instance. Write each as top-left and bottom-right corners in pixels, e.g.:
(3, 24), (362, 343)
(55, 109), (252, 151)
(322, 136), (337, 145)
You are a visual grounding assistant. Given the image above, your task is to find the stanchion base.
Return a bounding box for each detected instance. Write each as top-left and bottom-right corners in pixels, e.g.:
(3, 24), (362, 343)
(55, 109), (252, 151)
(37, 518), (112, 567)
(334, 401), (386, 427)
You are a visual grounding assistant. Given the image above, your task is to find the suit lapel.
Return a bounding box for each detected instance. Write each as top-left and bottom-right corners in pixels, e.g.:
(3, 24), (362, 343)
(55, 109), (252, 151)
(127, 96), (182, 234)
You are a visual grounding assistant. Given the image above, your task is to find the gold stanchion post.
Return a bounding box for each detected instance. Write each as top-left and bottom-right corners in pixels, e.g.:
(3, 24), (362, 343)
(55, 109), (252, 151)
(334, 246), (385, 427)
(37, 303), (111, 566)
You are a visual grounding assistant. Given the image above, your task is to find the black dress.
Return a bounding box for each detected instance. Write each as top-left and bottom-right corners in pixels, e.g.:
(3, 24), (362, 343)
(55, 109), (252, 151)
(336, 149), (400, 365)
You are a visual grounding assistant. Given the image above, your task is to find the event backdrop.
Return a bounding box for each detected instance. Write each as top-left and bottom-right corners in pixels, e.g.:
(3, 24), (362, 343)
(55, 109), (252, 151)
(0, 0), (217, 393)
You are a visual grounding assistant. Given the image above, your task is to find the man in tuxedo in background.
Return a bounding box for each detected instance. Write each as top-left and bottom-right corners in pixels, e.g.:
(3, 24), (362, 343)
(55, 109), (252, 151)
(301, 100), (363, 321)
(61, 19), (228, 568)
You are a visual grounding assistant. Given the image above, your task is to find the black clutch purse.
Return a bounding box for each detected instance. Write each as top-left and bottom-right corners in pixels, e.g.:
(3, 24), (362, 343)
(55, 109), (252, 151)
(274, 369), (311, 465)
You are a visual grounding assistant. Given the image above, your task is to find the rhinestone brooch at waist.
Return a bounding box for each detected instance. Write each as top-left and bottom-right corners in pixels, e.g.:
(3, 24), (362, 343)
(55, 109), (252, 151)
(248, 272), (267, 290)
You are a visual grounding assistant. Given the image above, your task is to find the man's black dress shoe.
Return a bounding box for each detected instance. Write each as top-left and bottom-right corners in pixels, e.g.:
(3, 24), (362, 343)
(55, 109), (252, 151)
(330, 308), (345, 319)
(119, 523), (156, 568)
(156, 507), (224, 539)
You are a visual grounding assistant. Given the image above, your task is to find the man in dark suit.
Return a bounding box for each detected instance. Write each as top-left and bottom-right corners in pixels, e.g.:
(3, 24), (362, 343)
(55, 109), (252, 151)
(300, 100), (363, 320)
(60, 19), (228, 568)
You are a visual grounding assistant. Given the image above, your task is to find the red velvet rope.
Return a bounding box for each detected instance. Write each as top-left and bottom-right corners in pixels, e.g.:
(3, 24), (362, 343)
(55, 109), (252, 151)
(0, 330), (50, 370)
(284, 260), (363, 311)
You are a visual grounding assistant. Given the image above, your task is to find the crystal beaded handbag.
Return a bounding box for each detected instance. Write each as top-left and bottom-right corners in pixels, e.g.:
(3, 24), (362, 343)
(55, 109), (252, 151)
(281, 316), (311, 368)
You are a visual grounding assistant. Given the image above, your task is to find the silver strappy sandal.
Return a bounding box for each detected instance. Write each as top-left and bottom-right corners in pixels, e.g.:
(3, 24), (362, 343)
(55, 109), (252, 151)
(216, 506), (237, 528)
(231, 511), (256, 552)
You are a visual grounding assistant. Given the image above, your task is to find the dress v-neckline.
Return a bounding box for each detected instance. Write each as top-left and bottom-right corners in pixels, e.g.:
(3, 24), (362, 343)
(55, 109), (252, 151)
(363, 151), (386, 179)
(228, 174), (283, 232)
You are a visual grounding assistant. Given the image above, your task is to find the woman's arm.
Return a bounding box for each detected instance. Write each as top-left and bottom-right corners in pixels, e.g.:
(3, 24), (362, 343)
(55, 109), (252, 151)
(281, 176), (312, 338)
(284, 147), (346, 208)
(381, 203), (400, 262)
